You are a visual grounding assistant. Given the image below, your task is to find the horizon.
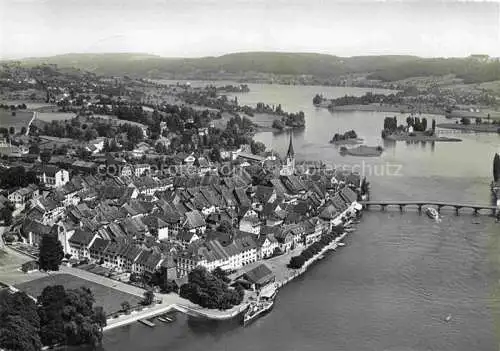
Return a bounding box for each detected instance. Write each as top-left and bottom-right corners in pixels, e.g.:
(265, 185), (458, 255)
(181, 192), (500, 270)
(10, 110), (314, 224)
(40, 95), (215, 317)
(4, 50), (500, 62)
(1, 0), (499, 60)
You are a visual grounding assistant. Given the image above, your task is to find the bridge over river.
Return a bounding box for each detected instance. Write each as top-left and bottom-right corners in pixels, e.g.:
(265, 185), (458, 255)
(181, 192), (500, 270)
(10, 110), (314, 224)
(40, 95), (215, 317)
(361, 200), (499, 217)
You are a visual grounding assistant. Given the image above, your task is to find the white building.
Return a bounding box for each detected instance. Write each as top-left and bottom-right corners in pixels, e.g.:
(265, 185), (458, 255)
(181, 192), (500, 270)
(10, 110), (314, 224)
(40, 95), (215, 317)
(36, 165), (69, 188)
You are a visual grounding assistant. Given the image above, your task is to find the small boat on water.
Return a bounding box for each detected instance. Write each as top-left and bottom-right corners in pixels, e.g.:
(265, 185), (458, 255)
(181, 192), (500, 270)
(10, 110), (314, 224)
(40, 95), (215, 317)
(445, 314), (452, 322)
(425, 207), (440, 220)
(157, 316), (174, 323)
(139, 319), (156, 327)
(337, 242), (345, 247)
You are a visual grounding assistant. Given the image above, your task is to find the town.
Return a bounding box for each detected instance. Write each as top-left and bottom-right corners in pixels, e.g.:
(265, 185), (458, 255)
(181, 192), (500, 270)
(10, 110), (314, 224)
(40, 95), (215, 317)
(0, 63), (366, 350)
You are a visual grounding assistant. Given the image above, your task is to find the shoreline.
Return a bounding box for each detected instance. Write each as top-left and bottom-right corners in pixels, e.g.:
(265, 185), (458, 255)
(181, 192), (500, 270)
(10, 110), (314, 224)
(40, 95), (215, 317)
(384, 134), (462, 142)
(324, 103), (445, 116)
(437, 123), (500, 133)
(103, 224), (355, 331)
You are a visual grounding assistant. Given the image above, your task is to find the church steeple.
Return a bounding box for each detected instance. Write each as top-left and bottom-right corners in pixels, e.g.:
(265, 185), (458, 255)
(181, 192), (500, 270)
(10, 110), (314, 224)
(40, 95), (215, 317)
(281, 133), (295, 176)
(286, 133), (295, 159)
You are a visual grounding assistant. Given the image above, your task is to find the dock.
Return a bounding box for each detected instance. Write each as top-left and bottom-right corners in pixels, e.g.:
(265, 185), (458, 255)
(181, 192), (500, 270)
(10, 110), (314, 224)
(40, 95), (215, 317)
(138, 319), (156, 327)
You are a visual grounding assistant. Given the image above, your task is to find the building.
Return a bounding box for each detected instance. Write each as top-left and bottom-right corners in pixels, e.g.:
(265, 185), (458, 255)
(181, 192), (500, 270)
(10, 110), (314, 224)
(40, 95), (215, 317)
(67, 228), (99, 260)
(8, 184), (39, 208)
(239, 263), (275, 290)
(35, 165), (69, 188)
(280, 133), (295, 176)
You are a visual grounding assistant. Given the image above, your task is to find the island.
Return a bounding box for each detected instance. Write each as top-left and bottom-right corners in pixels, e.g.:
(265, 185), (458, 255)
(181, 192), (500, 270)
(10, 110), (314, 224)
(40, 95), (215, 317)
(381, 115), (462, 142)
(329, 130), (363, 145)
(438, 117), (500, 133)
(340, 145), (383, 157)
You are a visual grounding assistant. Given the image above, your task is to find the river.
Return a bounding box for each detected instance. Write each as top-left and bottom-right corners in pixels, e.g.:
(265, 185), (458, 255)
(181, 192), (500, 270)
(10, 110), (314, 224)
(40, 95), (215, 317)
(85, 82), (500, 351)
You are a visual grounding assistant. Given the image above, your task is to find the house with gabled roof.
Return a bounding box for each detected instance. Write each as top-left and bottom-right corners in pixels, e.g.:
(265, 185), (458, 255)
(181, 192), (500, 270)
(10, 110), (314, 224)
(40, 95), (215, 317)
(183, 210), (206, 234)
(67, 228), (99, 260)
(8, 184), (39, 209)
(89, 238), (111, 263)
(142, 215), (169, 241)
(255, 232), (279, 259)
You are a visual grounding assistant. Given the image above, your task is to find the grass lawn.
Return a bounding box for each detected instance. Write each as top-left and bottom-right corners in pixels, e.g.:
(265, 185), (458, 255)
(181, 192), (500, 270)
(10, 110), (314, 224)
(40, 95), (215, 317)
(0, 109), (34, 130)
(15, 273), (142, 315)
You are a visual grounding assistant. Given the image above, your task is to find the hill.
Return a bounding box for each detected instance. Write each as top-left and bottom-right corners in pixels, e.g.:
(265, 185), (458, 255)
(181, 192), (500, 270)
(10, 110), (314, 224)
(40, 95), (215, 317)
(4, 52), (500, 83)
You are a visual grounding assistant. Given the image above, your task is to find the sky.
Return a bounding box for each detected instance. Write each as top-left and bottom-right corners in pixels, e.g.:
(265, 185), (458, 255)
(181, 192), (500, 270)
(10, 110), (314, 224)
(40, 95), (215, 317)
(0, 0), (499, 59)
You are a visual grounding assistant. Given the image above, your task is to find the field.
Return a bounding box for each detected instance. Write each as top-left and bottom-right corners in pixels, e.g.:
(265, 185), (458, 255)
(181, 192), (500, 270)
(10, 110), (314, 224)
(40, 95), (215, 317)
(15, 273), (142, 315)
(36, 111), (76, 122)
(0, 109), (34, 130)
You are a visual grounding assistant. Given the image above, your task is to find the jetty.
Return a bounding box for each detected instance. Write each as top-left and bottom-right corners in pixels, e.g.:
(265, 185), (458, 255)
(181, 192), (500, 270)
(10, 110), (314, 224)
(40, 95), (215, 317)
(361, 200), (498, 216)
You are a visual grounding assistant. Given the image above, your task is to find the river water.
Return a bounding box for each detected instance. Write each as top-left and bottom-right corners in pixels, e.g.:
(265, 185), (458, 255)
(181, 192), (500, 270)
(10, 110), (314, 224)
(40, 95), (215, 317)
(90, 82), (500, 351)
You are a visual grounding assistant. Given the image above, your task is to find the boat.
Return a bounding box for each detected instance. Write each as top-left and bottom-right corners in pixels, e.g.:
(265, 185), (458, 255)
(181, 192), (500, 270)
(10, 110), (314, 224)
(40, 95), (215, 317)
(138, 319), (156, 327)
(157, 316), (174, 323)
(243, 300), (275, 326)
(243, 285), (278, 326)
(425, 207), (440, 220)
(337, 242), (345, 247)
(445, 314), (452, 322)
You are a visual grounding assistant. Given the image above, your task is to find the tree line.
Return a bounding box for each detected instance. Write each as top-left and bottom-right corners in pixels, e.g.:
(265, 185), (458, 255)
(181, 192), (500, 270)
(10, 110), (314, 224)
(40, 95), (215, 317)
(179, 267), (244, 310)
(0, 286), (106, 351)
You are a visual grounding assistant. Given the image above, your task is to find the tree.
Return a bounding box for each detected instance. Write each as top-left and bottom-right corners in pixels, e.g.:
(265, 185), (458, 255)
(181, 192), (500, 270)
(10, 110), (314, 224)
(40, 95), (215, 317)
(142, 290), (155, 306)
(460, 117), (471, 125)
(250, 140), (266, 155)
(179, 267), (243, 310)
(0, 290), (41, 351)
(40, 150), (52, 163)
(494, 153), (500, 182)
(288, 255), (305, 269)
(92, 306), (107, 332)
(272, 119), (285, 130)
(20, 126), (27, 135)
(212, 267), (230, 283)
(121, 301), (131, 314)
(28, 144), (40, 155)
(312, 94), (323, 105)
(209, 147), (221, 162)
(38, 234), (64, 271)
(37, 285), (105, 348)
(9, 126), (15, 135)
(0, 204), (13, 225)
(431, 119), (436, 132)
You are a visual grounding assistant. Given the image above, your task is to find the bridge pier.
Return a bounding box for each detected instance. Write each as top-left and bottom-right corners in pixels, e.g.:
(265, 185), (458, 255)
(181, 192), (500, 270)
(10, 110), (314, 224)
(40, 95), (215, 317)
(436, 205), (442, 214)
(381, 205), (387, 212)
(417, 205), (422, 215)
(473, 208), (479, 216)
(455, 206), (461, 216)
(399, 205), (404, 213)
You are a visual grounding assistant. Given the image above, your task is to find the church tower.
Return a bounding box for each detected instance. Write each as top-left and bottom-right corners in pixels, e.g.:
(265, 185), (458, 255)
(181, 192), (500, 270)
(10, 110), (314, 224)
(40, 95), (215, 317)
(280, 133), (295, 176)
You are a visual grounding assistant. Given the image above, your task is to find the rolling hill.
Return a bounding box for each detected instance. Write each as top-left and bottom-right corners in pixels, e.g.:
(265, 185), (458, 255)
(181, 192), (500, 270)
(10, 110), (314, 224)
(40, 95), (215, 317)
(4, 52), (500, 83)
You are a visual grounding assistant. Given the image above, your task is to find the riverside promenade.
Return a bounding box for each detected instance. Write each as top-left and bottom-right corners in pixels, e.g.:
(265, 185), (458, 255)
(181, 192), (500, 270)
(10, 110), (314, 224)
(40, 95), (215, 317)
(3, 227), (354, 332)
